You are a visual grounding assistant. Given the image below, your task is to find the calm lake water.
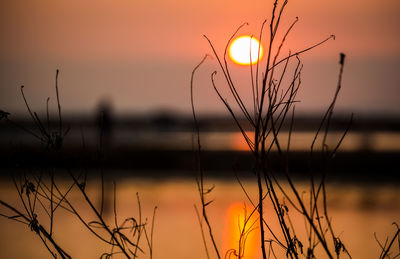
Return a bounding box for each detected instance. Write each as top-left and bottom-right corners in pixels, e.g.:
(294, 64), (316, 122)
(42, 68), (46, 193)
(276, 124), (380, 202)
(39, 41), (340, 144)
(0, 177), (399, 258)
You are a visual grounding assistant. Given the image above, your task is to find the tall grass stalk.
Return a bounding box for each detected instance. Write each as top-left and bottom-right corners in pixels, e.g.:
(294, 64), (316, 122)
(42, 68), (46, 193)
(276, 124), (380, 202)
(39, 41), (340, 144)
(191, 1), (353, 258)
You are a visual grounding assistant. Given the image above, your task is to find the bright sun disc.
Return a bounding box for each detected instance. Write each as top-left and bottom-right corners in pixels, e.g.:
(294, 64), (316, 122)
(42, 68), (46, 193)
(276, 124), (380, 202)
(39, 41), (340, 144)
(229, 36), (264, 65)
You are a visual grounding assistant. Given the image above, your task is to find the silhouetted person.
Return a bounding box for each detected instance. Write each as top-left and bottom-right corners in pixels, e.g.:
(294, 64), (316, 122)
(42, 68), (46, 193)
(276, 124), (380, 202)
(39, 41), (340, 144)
(96, 98), (114, 216)
(97, 98), (113, 152)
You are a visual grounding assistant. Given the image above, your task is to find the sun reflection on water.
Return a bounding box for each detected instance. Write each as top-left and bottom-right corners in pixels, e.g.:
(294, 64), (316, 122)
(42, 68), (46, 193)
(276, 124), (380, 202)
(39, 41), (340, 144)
(223, 202), (261, 259)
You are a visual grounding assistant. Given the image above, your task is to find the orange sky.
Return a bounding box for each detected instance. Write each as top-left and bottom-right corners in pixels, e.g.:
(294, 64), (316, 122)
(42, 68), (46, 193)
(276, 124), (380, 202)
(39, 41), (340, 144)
(1, 0), (399, 116)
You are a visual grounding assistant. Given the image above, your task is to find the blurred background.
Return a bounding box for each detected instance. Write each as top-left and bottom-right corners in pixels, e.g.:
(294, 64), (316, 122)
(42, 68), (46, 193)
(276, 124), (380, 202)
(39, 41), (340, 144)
(0, 0), (399, 258)
(0, 0), (399, 116)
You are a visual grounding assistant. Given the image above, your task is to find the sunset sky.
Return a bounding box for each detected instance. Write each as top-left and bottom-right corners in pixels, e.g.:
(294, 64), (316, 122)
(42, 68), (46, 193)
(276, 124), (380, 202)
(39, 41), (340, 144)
(1, 0), (399, 116)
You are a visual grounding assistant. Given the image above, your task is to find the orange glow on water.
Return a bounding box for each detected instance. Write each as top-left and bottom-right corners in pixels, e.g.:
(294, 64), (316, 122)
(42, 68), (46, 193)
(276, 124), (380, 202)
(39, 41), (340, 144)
(223, 203), (260, 259)
(229, 36), (264, 65)
(231, 132), (252, 151)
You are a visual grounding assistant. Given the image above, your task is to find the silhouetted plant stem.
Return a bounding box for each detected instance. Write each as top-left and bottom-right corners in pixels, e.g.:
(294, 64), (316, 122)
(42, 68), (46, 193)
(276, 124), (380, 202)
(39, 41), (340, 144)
(55, 69), (62, 135)
(191, 54), (222, 259)
(193, 0), (352, 257)
(1, 69), (153, 259)
(256, 162), (268, 259)
(0, 199), (71, 258)
(69, 173), (131, 258)
(380, 225), (400, 259)
(144, 206), (157, 259)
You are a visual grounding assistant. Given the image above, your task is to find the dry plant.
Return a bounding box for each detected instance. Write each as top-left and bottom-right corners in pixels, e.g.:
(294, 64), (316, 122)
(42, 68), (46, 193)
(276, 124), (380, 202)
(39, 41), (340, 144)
(0, 70), (156, 258)
(191, 1), (355, 258)
(375, 223), (400, 259)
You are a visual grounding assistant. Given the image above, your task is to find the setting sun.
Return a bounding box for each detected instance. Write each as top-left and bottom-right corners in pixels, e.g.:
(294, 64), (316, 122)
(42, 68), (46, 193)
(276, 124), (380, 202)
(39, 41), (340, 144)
(229, 36), (264, 65)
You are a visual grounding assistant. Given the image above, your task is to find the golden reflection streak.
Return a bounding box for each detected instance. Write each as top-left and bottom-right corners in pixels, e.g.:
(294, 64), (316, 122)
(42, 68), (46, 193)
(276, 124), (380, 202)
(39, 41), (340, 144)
(223, 203), (260, 259)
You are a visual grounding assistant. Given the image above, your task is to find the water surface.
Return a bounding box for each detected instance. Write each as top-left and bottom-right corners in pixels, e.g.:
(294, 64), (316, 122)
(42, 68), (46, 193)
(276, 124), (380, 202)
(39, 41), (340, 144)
(0, 178), (398, 258)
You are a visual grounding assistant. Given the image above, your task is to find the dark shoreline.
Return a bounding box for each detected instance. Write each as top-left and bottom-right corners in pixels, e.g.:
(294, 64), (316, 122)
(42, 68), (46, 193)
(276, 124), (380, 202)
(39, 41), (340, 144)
(1, 147), (398, 183)
(1, 115), (399, 183)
